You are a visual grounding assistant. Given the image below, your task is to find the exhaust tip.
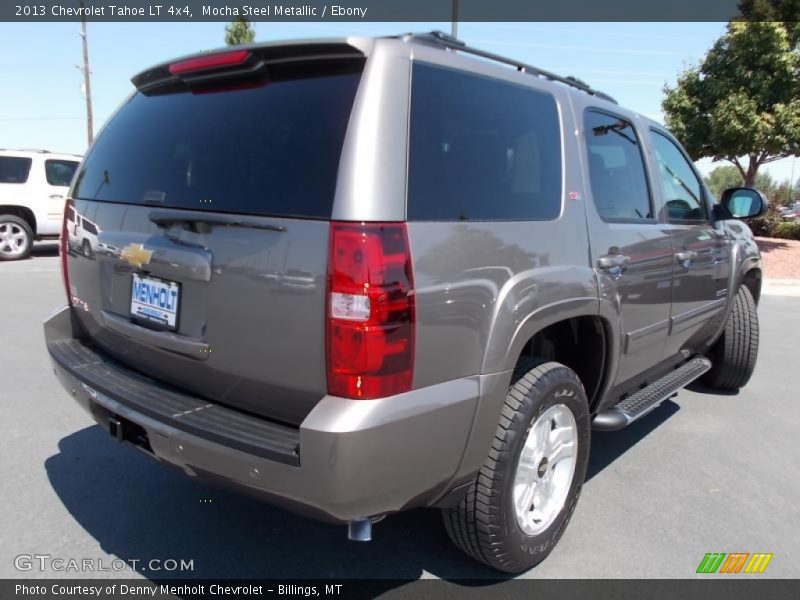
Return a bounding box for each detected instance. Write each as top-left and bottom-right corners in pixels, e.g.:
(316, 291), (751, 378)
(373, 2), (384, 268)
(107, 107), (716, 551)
(347, 519), (371, 542)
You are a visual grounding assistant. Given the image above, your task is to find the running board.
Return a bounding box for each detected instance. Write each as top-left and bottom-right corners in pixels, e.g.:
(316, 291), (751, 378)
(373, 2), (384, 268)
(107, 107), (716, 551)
(592, 357), (712, 431)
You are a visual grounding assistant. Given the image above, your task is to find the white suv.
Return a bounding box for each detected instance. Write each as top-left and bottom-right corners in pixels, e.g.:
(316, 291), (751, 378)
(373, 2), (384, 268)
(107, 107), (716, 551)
(0, 149), (81, 260)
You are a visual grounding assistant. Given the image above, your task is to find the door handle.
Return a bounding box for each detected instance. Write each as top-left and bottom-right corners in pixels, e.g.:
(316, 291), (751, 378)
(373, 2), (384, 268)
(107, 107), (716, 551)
(675, 250), (697, 268)
(597, 255), (630, 278)
(49, 194), (64, 199)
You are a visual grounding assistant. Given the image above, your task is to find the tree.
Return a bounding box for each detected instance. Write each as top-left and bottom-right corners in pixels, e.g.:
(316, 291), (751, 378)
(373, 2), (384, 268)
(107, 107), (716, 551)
(224, 18), (255, 46)
(738, 1), (800, 47)
(662, 21), (800, 187)
(704, 165), (743, 199)
(704, 164), (797, 206)
(771, 179), (796, 206)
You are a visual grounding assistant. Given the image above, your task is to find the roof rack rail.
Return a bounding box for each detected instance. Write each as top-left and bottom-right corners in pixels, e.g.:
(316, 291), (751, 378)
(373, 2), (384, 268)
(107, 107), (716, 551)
(397, 30), (618, 105)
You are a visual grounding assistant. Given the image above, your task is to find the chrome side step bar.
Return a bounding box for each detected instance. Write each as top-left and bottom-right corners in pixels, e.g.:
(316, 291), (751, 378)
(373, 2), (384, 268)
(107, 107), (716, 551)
(593, 357), (712, 431)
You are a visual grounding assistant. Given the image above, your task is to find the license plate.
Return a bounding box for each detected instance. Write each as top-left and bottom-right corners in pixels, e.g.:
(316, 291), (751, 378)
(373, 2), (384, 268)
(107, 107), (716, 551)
(130, 274), (180, 330)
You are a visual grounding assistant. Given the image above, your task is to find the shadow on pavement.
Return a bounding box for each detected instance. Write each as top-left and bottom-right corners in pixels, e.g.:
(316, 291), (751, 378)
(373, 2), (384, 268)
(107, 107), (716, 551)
(754, 238), (789, 254)
(586, 399), (679, 482)
(32, 242), (59, 258)
(686, 381), (740, 396)
(45, 426), (510, 587)
(47, 398), (682, 585)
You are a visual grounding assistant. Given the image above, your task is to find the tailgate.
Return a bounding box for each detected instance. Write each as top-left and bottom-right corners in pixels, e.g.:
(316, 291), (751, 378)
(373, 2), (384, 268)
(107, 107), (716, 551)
(64, 49), (364, 425)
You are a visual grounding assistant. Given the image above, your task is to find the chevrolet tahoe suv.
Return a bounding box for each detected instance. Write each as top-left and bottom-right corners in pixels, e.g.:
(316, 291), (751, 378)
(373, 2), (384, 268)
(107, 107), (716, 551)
(44, 32), (765, 573)
(0, 149), (81, 260)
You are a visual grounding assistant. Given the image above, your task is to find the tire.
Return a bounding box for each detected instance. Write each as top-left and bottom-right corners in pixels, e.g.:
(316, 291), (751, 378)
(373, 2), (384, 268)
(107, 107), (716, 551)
(703, 285), (759, 390)
(443, 360), (591, 573)
(0, 215), (33, 261)
(81, 239), (93, 259)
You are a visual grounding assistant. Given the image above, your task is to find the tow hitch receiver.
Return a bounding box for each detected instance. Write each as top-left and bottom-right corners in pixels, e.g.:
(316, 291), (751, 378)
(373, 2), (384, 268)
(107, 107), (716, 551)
(108, 417), (124, 442)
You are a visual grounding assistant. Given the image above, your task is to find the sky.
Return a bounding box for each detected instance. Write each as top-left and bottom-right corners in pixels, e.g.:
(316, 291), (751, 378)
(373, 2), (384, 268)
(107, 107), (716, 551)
(1, 20), (797, 183)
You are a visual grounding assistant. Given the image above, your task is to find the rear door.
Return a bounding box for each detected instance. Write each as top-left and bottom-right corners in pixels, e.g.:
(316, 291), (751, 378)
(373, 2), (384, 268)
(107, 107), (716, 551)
(647, 129), (730, 358)
(580, 109), (674, 389)
(0, 154), (34, 205)
(42, 159), (80, 235)
(66, 50), (365, 425)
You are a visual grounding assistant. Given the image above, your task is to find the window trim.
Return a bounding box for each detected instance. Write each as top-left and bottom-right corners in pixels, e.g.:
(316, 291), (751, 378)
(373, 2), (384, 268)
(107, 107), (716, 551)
(583, 108), (656, 225)
(0, 156), (33, 185)
(406, 60), (565, 223)
(648, 127), (710, 224)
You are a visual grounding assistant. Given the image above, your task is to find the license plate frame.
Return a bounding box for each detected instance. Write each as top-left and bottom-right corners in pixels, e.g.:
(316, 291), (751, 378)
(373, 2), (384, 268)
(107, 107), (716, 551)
(130, 273), (181, 331)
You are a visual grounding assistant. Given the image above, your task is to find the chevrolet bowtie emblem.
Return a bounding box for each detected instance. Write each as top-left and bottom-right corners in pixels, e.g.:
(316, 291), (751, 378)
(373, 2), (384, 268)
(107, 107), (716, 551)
(120, 243), (154, 269)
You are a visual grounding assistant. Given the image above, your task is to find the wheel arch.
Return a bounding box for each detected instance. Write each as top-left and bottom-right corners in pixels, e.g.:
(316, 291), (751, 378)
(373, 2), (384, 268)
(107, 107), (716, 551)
(704, 240), (761, 351)
(510, 314), (615, 412)
(437, 306), (619, 507)
(0, 205), (37, 235)
(741, 266), (762, 305)
(482, 296), (619, 411)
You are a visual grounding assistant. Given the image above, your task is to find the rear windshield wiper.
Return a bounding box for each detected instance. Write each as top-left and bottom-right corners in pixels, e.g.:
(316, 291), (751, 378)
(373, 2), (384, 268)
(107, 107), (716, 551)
(149, 210), (286, 233)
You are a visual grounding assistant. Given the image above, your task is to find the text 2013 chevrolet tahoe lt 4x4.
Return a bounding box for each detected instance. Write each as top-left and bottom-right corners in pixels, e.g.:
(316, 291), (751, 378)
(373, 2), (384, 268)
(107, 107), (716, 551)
(44, 32), (765, 572)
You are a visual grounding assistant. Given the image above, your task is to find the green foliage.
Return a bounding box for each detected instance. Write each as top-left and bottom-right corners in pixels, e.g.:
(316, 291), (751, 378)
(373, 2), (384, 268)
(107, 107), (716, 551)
(748, 198), (785, 237)
(772, 220), (800, 239)
(751, 170), (799, 206)
(705, 165), (798, 208)
(663, 20), (800, 186)
(704, 165), (743, 199)
(769, 179), (797, 206)
(738, 1), (800, 47)
(224, 18), (255, 46)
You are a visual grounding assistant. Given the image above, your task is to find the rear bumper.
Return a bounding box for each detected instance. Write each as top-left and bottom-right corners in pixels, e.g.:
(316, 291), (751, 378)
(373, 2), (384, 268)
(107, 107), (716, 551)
(44, 306), (494, 523)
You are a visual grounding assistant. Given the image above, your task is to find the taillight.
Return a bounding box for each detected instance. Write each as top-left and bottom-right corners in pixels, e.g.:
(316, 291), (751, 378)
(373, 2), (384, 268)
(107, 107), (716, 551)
(326, 222), (415, 399)
(168, 50), (250, 75)
(60, 199), (72, 306)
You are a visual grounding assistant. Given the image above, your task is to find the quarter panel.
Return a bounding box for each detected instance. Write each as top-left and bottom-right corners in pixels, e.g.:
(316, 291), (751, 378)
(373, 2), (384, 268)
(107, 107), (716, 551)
(409, 223), (596, 386)
(332, 39), (411, 222)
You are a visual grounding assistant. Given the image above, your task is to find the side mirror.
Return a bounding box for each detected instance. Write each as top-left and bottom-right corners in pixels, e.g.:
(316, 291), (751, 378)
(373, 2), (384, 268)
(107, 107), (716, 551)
(718, 187), (765, 220)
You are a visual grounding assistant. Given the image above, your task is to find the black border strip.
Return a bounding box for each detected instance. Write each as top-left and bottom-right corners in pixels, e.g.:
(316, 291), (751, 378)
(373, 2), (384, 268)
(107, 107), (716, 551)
(3, 579), (798, 600)
(5, 0), (750, 23)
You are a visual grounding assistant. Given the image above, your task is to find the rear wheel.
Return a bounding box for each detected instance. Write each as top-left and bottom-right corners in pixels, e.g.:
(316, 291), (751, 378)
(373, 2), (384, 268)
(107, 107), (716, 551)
(443, 360), (590, 573)
(0, 215), (33, 261)
(81, 239), (94, 259)
(703, 285), (759, 390)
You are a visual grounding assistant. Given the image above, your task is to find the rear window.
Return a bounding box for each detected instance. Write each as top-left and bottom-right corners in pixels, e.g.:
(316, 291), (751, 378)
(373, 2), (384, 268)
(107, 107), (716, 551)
(72, 61), (363, 218)
(45, 159), (79, 186)
(0, 157), (33, 184)
(407, 63), (562, 221)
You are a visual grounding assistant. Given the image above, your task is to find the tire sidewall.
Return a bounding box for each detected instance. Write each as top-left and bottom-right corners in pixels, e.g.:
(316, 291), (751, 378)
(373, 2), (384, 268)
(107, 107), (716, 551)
(503, 370), (591, 564)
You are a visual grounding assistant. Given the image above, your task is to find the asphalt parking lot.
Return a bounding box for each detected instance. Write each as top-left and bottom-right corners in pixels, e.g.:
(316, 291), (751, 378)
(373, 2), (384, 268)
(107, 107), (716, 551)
(1, 244), (799, 581)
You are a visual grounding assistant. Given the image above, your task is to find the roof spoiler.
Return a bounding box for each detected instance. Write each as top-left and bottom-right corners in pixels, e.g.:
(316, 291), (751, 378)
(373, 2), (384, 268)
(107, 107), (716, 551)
(131, 42), (366, 93)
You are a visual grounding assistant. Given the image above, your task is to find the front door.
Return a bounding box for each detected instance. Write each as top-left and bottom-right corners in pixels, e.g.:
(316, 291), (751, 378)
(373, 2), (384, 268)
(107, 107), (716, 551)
(647, 129), (731, 359)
